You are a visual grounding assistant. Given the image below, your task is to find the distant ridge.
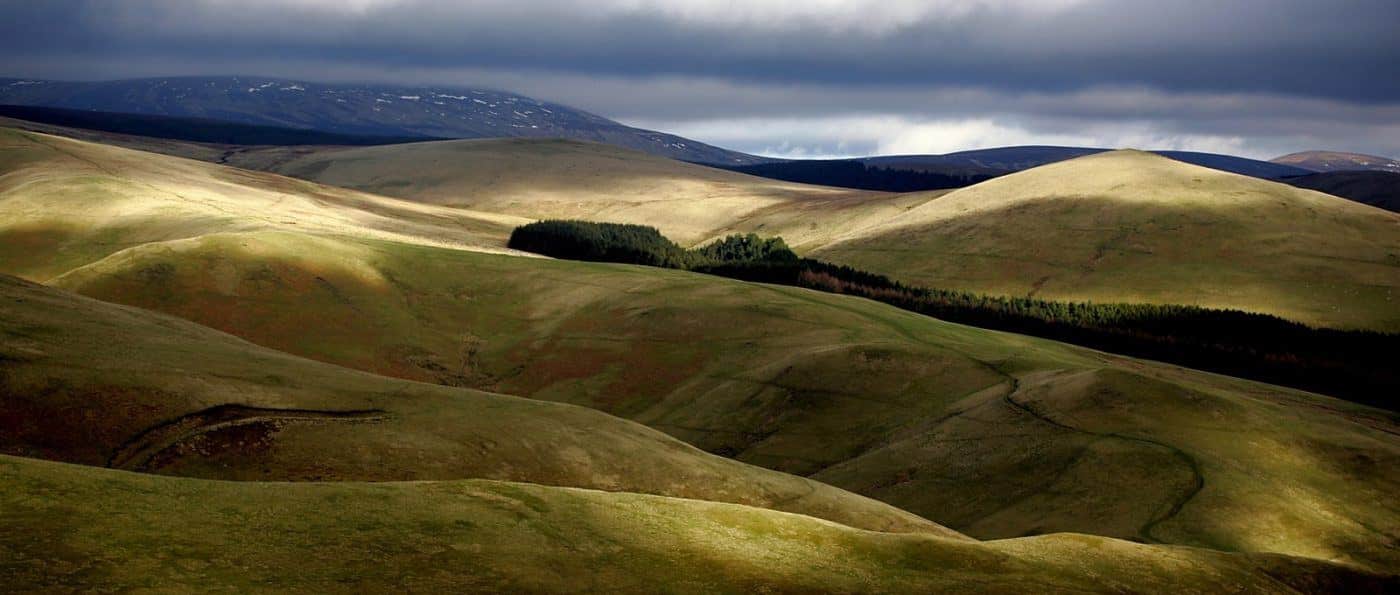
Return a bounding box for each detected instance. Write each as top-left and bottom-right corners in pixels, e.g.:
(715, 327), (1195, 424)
(0, 104), (433, 146)
(869, 146), (1311, 179)
(0, 76), (768, 164)
(719, 145), (1311, 193)
(1272, 150), (1400, 173)
(1282, 170), (1400, 213)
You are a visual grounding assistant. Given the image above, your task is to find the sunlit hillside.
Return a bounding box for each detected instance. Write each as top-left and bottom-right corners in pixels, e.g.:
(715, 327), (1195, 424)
(813, 150), (1400, 331)
(0, 128), (529, 281)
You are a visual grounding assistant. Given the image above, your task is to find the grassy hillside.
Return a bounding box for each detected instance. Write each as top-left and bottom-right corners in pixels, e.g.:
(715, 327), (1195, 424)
(813, 150), (1400, 331)
(148, 132), (1400, 331)
(44, 230), (1400, 571)
(0, 127), (529, 281)
(0, 273), (953, 536)
(9, 123), (1398, 332)
(7, 455), (1389, 593)
(0, 123), (933, 251)
(4, 129), (1398, 575)
(215, 136), (931, 247)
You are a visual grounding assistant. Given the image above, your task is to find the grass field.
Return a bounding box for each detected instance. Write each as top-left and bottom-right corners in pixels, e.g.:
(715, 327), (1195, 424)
(217, 137), (902, 246)
(0, 273), (952, 536)
(0, 127), (529, 281)
(0, 121), (934, 250)
(813, 150), (1400, 331)
(2, 126), (1398, 584)
(40, 230), (1400, 571)
(182, 135), (1400, 331)
(6, 454), (1389, 593)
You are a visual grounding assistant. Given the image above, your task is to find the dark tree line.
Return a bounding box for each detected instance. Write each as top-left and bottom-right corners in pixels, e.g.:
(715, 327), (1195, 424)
(509, 220), (1398, 410)
(509, 220), (695, 268)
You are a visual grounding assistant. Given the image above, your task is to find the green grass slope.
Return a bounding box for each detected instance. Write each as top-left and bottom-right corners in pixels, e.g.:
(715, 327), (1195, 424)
(4, 130), (1398, 573)
(0, 121), (942, 252)
(7, 455), (1388, 594)
(0, 273), (951, 537)
(216, 137), (933, 247)
(46, 230), (1400, 572)
(0, 127), (529, 281)
(9, 122), (1397, 332)
(812, 150), (1400, 331)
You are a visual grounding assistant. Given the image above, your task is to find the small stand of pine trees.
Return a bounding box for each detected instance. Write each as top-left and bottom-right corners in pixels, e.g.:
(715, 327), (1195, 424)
(508, 219), (1397, 409)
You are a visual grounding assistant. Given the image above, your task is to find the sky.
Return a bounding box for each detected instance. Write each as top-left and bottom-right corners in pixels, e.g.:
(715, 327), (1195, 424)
(2, 0), (1399, 159)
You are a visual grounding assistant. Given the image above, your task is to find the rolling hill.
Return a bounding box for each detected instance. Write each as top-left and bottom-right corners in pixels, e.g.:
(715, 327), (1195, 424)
(1273, 150), (1400, 173)
(213, 136), (911, 247)
(866, 146), (1311, 180)
(169, 131), (1400, 331)
(0, 127), (529, 281)
(2, 126), (1399, 573)
(0, 272), (945, 536)
(4, 205), (1392, 594)
(812, 150), (1400, 331)
(47, 229), (1400, 572)
(7, 454), (1387, 593)
(0, 76), (766, 165)
(717, 146), (1312, 193)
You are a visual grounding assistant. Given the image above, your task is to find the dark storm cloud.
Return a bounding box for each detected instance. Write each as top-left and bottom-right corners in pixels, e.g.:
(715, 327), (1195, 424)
(2, 0), (1398, 157)
(4, 0), (1398, 101)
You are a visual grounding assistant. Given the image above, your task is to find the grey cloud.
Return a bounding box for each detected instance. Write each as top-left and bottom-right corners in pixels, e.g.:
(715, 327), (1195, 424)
(1, 0), (1397, 158)
(4, 0), (1399, 101)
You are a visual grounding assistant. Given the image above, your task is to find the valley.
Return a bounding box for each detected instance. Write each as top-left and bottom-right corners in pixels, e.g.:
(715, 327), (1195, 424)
(0, 86), (1397, 591)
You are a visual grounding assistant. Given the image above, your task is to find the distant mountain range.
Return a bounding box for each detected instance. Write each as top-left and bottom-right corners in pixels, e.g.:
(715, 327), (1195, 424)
(7, 78), (1383, 192)
(1271, 151), (1400, 173)
(0, 76), (766, 164)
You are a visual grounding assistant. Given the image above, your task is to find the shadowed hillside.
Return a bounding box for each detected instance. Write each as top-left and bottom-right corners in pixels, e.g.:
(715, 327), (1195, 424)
(0, 104), (435, 146)
(1283, 170), (1400, 213)
(0, 273), (947, 536)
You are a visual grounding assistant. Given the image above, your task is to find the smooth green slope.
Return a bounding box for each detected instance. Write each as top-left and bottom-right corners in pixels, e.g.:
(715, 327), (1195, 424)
(8, 122), (1397, 331)
(4, 128), (1397, 571)
(0, 127), (529, 281)
(48, 230), (1400, 572)
(0, 273), (950, 537)
(813, 150), (1400, 331)
(6, 454), (1388, 594)
(218, 137), (894, 246)
(0, 123), (934, 256)
(189, 135), (1400, 331)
